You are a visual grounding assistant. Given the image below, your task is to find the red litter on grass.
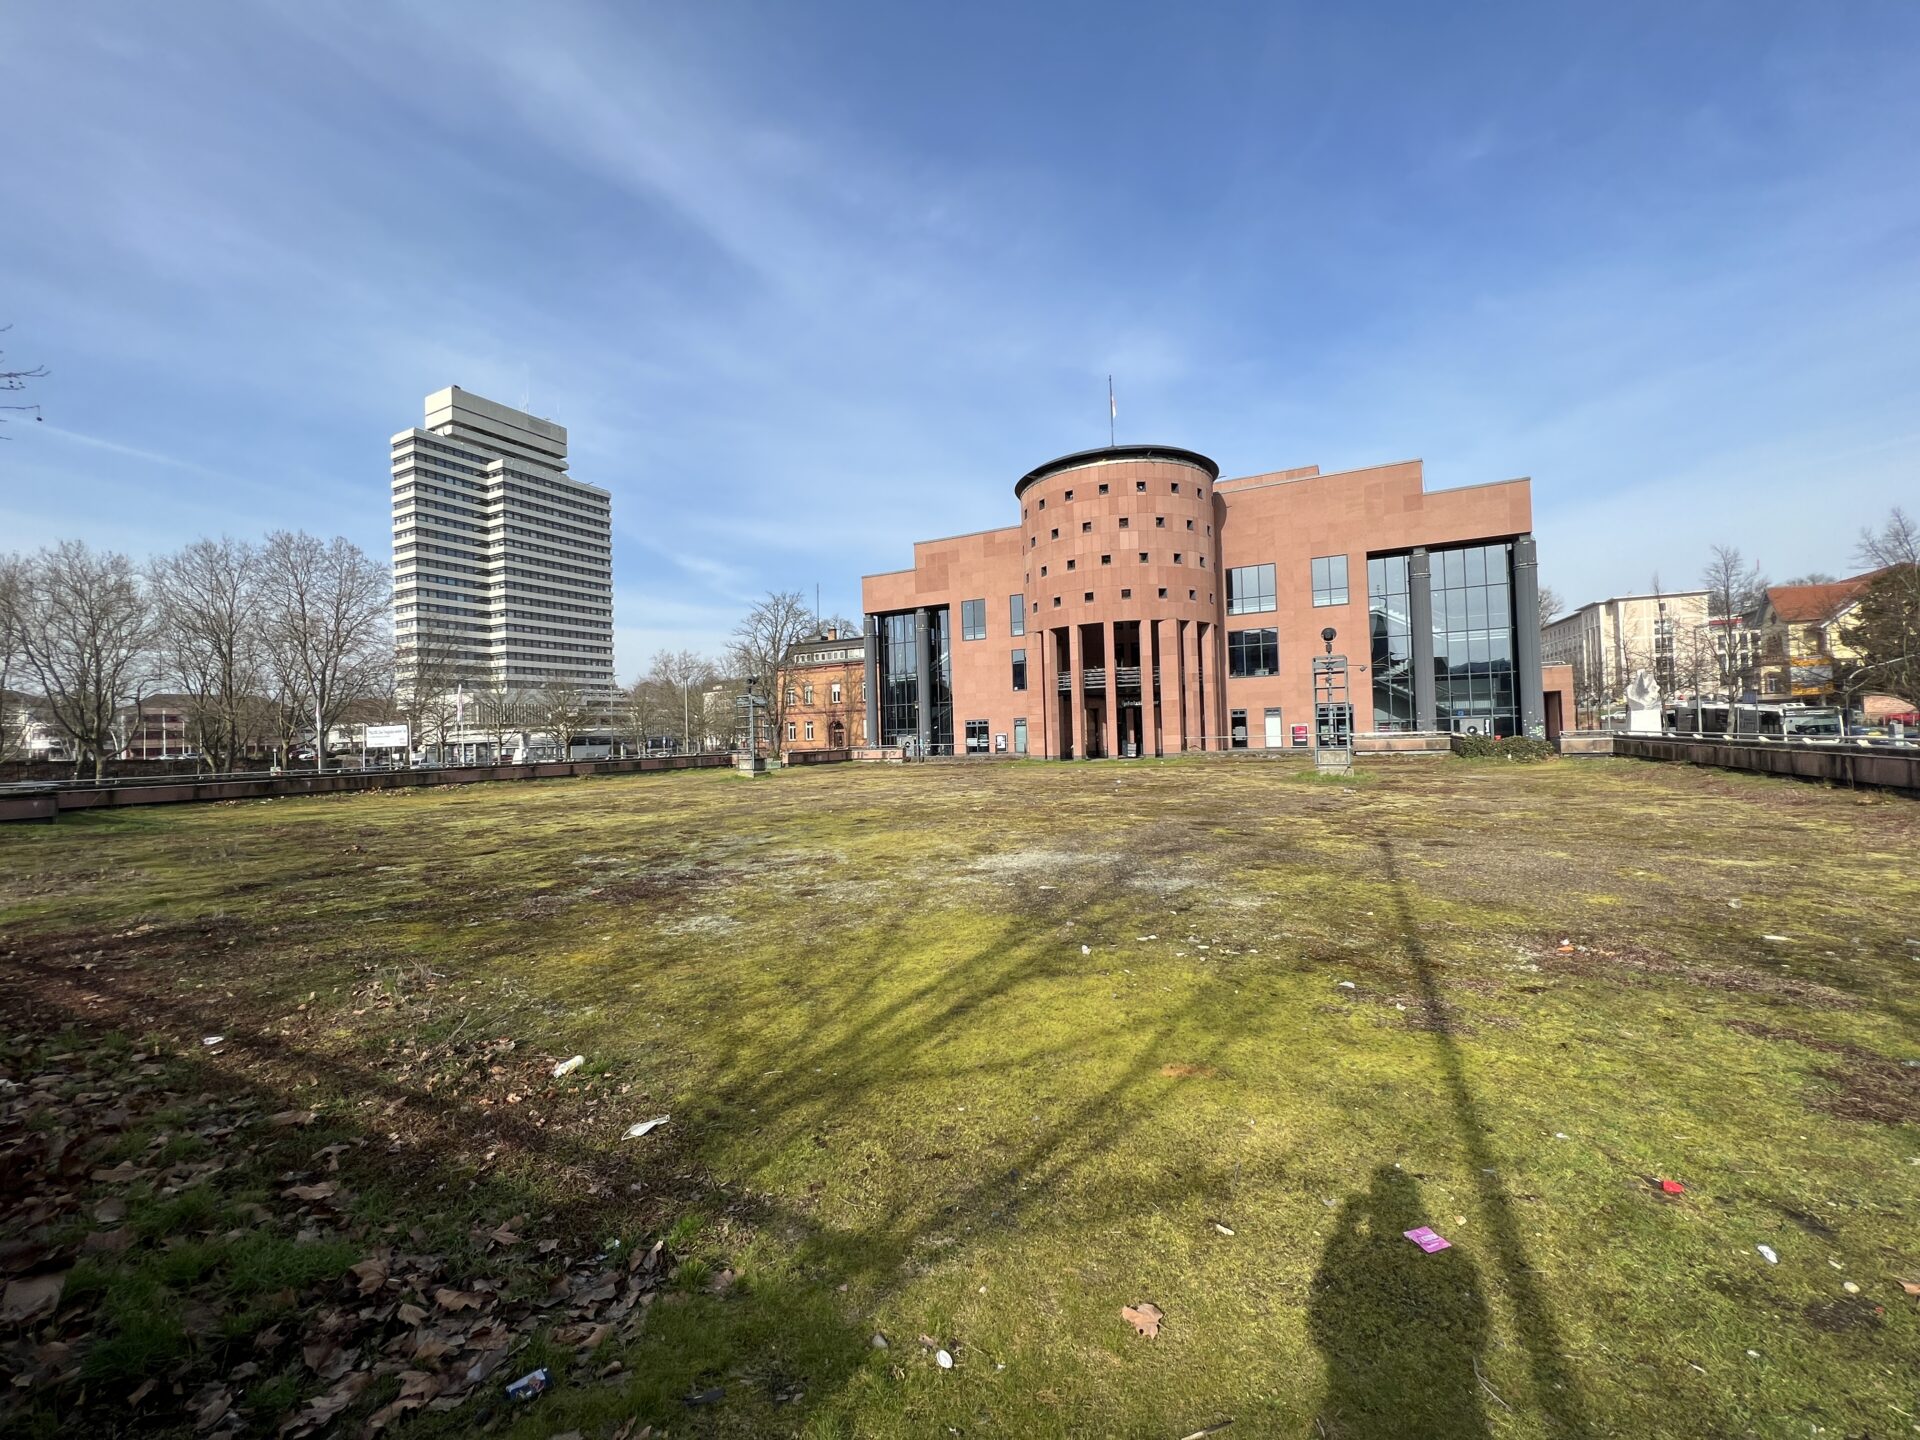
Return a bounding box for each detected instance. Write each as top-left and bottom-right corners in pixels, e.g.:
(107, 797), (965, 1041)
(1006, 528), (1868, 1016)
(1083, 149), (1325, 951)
(1659, 1179), (1686, 1195)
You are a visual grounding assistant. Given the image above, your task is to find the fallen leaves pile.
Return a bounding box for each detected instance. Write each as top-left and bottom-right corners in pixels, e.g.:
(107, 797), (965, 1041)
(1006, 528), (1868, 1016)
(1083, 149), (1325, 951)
(0, 1032), (677, 1437)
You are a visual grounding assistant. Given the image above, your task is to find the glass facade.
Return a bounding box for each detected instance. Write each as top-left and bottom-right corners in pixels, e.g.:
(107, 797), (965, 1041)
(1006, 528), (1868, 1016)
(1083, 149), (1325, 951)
(1368, 555), (1416, 730)
(1366, 544), (1518, 736)
(1433, 543), (1516, 736)
(876, 609), (954, 750)
(1227, 563), (1276, 615)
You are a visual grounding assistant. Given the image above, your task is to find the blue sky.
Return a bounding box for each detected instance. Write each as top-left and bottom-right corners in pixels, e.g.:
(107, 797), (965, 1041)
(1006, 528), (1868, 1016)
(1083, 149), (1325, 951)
(4, 2), (1917, 671)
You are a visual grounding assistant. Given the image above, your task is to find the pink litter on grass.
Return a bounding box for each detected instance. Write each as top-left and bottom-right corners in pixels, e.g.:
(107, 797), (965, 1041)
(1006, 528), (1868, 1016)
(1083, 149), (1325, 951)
(1404, 1227), (1451, 1253)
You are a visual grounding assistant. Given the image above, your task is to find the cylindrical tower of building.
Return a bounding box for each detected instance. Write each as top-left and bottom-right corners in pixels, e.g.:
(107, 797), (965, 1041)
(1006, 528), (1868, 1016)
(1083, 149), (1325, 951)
(1013, 445), (1224, 758)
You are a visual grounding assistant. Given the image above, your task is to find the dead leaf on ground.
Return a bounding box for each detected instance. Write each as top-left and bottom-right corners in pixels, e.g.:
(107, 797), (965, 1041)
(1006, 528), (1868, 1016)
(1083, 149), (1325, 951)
(434, 1287), (486, 1312)
(349, 1257), (389, 1294)
(1, 1272), (68, 1326)
(1121, 1301), (1165, 1339)
(283, 1181), (338, 1202)
(269, 1109), (317, 1128)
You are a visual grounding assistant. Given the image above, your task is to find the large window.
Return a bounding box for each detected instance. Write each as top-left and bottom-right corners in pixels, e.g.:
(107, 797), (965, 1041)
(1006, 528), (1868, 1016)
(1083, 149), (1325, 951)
(964, 719), (990, 753)
(1009, 594), (1025, 637)
(961, 598), (986, 641)
(1230, 709), (1249, 748)
(1433, 543), (1516, 738)
(1228, 628), (1278, 677)
(1227, 563), (1276, 615)
(1312, 554), (1349, 607)
(1011, 647), (1028, 692)
(877, 609), (953, 750)
(1368, 555), (1416, 731)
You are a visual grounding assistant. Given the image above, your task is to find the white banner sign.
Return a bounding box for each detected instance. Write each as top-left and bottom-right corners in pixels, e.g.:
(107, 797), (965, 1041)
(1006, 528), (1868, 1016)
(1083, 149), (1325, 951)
(364, 723), (411, 749)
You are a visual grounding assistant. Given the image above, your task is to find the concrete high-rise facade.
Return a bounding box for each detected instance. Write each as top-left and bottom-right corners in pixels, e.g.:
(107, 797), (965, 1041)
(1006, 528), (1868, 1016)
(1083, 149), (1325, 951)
(390, 386), (615, 699)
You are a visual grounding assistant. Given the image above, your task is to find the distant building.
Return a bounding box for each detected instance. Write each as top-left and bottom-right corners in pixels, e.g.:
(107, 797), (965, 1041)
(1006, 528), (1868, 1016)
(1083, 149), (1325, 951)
(118, 693), (194, 759)
(390, 386), (616, 702)
(776, 629), (867, 753)
(1754, 569), (1888, 703)
(1540, 592), (1710, 726)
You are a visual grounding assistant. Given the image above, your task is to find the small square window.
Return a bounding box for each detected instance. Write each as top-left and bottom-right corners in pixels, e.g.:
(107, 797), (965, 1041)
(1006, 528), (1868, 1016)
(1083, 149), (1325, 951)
(1174, 553), (1183, 564)
(1157, 587), (1168, 599)
(1038, 498), (1046, 510)
(1065, 489), (1074, 500)
(1081, 521), (1092, 533)
(1199, 488), (1206, 499)
(1186, 518), (1194, 530)
(1120, 587), (1132, 599)
(1030, 536), (1037, 548)
(1199, 556), (1207, 568)
(1171, 482), (1181, 493)
(1155, 517), (1166, 528)
(1067, 558), (1076, 571)
(1100, 554), (1111, 565)
(1118, 516), (1130, 529)
(1040, 564), (1048, 576)
(1189, 589), (1197, 600)
(1136, 480), (1146, 492)
(1050, 528), (1059, 540)
(1052, 596), (1062, 608)
(1098, 483), (1109, 495)
(1084, 591), (1094, 603)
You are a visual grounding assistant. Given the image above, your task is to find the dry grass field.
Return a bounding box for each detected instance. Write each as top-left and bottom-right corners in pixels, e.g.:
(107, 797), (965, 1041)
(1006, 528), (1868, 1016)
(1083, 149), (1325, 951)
(1, 754), (1916, 1438)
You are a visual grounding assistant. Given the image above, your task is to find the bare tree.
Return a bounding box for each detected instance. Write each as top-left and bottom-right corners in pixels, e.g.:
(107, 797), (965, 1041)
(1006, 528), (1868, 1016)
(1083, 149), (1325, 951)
(1840, 508), (1920, 711)
(12, 542), (154, 777)
(620, 676), (674, 754)
(1, 325), (47, 429)
(730, 589), (812, 751)
(645, 647), (715, 751)
(1701, 545), (1768, 696)
(536, 678), (593, 759)
(149, 537), (266, 772)
(0, 554), (25, 760)
(397, 623), (464, 763)
(1781, 572), (1837, 586)
(257, 532), (388, 772)
(1537, 585), (1563, 632)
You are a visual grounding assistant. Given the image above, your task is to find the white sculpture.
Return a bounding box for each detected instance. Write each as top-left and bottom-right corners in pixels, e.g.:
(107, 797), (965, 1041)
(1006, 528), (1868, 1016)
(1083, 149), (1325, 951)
(1625, 669), (1663, 734)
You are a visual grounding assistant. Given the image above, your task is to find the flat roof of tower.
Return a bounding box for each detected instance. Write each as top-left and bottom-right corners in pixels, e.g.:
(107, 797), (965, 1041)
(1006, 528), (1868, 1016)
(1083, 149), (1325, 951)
(1014, 443), (1219, 498)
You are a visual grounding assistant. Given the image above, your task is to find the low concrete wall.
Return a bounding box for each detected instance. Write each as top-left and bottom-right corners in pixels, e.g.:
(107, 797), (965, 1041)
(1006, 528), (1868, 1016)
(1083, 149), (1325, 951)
(1556, 732), (1616, 756)
(782, 748), (854, 766)
(1353, 731), (1450, 756)
(0, 753), (735, 823)
(1612, 734), (1920, 792)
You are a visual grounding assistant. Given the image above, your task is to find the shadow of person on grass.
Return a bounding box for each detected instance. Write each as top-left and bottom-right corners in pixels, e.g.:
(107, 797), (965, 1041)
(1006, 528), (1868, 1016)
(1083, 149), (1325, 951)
(1308, 1164), (1492, 1439)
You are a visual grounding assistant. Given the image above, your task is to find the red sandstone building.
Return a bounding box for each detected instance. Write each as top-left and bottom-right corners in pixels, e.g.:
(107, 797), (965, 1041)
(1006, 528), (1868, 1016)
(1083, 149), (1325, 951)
(778, 629), (867, 752)
(860, 444), (1545, 758)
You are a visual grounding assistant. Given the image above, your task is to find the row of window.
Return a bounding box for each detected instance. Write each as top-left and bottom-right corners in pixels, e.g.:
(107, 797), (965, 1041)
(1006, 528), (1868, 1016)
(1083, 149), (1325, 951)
(1225, 556), (1348, 615)
(1032, 514), (1208, 547)
(1037, 550), (1205, 578)
(1027, 477), (1208, 513)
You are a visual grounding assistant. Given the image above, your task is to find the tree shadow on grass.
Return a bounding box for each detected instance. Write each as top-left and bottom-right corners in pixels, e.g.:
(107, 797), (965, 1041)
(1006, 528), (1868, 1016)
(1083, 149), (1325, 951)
(5, 901), (1260, 1435)
(1309, 1165), (1491, 1439)
(1372, 838), (1591, 1437)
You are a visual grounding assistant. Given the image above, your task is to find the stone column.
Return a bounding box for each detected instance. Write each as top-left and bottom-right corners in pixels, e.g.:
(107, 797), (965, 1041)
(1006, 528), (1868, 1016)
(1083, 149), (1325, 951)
(1102, 622), (1121, 759)
(914, 607), (932, 754)
(1067, 622), (1085, 760)
(1185, 620), (1205, 750)
(862, 614), (879, 747)
(1409, 547), (1437, 732)
(1145, 619), (1163, 757)
(1513, 533), (1546, 736)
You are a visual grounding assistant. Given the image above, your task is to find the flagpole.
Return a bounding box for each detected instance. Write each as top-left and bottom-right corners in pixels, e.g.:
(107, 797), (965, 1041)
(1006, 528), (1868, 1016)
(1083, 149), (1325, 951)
(1108, 375), (1115, 447)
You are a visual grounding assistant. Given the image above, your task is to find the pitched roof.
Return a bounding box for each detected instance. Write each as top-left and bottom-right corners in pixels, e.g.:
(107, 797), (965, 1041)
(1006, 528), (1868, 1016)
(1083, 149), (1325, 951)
(1765, 568), (1887, 624)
